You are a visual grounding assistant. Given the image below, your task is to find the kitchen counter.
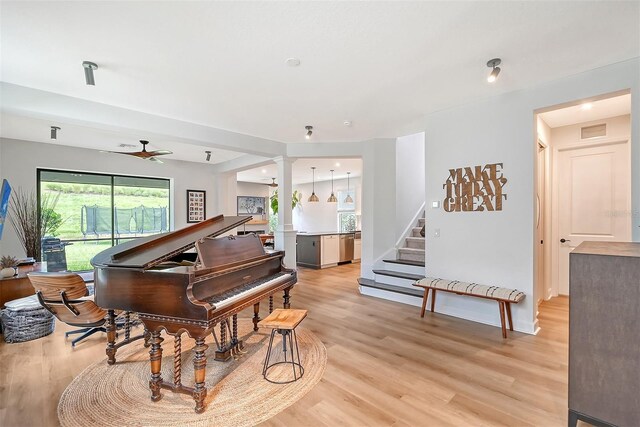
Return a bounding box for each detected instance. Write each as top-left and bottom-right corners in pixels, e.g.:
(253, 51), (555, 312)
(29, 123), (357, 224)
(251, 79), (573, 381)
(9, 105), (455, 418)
(297, 232), (361, 269)
(297, 231), (360, 236)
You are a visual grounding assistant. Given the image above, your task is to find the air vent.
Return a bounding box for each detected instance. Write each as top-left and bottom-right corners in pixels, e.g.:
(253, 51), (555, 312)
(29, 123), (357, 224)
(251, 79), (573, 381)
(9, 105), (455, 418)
(581, 123), (606, 139)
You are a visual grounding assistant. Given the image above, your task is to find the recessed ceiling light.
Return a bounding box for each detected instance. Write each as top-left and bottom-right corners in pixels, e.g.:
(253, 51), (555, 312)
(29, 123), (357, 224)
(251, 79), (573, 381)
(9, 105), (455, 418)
(343, 120), (352, 127)
(581, 103), (593, 110)
(262, 169), (267, 173)
(335, 162), (341, 167)
(285, 58), (300, 67)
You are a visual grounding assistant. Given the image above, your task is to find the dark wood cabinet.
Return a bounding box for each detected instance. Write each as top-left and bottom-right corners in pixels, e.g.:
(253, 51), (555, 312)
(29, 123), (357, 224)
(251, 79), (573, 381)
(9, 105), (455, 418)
(296, 235), (322, 269)
(569, 242), (640, 427)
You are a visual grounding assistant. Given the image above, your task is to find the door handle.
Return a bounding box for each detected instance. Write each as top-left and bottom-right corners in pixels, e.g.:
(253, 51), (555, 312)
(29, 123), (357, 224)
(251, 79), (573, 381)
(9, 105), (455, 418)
(560, 238), (571, 243)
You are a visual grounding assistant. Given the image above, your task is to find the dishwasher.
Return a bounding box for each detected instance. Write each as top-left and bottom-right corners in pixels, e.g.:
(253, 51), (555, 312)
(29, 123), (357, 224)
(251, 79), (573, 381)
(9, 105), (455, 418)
(339, 233), (355, 262)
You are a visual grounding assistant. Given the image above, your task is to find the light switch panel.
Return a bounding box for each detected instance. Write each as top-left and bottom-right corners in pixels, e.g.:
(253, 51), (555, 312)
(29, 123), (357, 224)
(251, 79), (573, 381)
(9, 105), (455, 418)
(431, 201), (440, 208)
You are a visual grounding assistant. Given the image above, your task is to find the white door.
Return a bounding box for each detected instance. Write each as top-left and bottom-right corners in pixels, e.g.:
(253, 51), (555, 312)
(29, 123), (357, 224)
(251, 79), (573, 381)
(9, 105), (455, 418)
(557, 140), (631, 295)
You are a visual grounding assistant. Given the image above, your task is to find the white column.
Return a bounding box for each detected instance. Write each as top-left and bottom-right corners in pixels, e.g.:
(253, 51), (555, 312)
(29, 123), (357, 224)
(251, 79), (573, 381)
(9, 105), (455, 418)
(273, 156), (297, 268)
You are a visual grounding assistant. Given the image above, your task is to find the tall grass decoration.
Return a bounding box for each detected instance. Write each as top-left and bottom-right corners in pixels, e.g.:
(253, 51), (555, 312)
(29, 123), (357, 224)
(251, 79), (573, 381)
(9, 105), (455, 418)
(9, 188), (61, 261)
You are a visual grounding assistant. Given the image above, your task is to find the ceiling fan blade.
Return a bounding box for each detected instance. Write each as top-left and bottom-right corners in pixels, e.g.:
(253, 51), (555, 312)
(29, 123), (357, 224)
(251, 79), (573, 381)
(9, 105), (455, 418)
(149, 150), (173, 156)
(102, 150), (143, 156)
(149, 157), (163, 164)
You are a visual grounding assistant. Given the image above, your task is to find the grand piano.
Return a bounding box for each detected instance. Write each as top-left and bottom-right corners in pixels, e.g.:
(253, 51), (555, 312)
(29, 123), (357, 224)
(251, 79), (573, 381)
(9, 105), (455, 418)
(91, 215), (297, 413)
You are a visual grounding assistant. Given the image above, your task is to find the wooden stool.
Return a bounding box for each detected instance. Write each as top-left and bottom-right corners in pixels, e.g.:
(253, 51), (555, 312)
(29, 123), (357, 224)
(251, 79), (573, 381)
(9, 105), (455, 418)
(258, 308), (307, 384)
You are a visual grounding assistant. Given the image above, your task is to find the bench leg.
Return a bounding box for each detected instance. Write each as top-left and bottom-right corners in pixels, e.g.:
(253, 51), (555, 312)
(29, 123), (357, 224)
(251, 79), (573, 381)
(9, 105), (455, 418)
(505, 302), (513, 331)
(498, 301), (507, 338)
(430, 289), (436, 313)
(420, 288), (429, 318)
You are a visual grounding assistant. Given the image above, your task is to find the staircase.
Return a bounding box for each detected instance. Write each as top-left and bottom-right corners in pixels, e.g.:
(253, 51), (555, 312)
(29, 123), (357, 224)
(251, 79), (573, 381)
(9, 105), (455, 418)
(358, 215), (426, 305)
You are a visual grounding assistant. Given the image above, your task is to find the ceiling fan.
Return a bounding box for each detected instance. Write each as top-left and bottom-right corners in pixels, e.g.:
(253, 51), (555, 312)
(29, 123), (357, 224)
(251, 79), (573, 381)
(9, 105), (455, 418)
(265, 178), (278, 188)
(104, 140), (173, 163)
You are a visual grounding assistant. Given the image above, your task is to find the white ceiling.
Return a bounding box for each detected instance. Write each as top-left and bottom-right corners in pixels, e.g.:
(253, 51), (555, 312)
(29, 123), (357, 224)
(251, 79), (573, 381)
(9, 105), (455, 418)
(237, 158), (362, 185)
(1, 1), (638, 145)
(0, 113), (244, 164)
(538, 94), (631, 128)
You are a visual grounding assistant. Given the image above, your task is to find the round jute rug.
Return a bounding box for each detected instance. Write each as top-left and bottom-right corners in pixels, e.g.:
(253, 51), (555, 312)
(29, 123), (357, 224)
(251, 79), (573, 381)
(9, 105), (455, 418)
(58, 319), (326, 427)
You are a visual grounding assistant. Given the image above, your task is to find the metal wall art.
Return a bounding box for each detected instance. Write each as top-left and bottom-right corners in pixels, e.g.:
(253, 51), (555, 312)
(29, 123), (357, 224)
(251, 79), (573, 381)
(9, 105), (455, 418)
(443, 163), (508, 212)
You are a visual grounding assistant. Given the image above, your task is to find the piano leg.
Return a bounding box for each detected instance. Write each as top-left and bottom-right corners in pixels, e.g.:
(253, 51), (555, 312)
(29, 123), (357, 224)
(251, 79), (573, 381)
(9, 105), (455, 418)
(214, 321), (232, 361)
(106, 309), (117, 365)
(149, 330), (164, 402)
(283, 287), (291, 309)
(193, 337), (208, 413)
(173, 334), (182, 388)
(253, 302), (260, 331)
(143, 327), (151, 347)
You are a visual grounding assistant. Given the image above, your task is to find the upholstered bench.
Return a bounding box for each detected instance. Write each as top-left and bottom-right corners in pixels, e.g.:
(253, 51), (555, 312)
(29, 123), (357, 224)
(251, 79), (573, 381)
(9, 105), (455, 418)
(414, 277), (525, 338)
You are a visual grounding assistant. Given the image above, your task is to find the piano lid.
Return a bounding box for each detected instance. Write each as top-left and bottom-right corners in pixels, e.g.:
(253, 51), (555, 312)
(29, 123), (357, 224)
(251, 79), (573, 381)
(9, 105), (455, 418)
(91, 215), (252, 269)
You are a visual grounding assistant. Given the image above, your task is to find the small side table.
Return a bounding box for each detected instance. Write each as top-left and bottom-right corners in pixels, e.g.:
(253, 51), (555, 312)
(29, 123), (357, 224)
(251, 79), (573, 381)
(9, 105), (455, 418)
(258, 308), (307, 384)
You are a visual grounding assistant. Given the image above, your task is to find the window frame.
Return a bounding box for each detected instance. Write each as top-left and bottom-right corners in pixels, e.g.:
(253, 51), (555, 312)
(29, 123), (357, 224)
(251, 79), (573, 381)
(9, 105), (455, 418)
(36, 168), (171, 269)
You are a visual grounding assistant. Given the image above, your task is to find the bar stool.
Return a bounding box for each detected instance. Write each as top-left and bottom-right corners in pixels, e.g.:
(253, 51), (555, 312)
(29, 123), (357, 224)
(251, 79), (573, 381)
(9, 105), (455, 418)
(258, 308), (307, 384)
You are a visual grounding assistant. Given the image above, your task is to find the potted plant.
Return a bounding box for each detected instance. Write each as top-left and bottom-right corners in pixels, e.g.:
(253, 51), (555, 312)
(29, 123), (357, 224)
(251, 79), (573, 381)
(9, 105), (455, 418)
(0, 255), (18, 278)
(269, 190), (301, 233)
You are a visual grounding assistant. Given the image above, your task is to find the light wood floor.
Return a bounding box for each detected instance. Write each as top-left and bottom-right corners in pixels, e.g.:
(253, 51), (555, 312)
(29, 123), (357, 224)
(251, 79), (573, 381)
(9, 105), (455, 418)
(0, 263), (570, 426)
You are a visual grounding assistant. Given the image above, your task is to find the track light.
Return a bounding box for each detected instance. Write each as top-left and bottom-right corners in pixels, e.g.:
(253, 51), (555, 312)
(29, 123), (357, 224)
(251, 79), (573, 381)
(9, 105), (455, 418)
(487, 58), (501, 83)
(205, 151), (211, 162)
(308, 167), (319, 202)
(83, 61), (98, 85)
(50, 126), (60, 140)
(327, 170), (338, 203)
(344, 172), (353, 203)
(305, 125), (313, 140)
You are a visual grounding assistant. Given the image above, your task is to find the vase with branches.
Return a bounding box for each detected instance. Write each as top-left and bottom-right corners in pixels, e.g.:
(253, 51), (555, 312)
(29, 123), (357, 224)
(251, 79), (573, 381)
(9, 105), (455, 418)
(9, 188), (63, 261)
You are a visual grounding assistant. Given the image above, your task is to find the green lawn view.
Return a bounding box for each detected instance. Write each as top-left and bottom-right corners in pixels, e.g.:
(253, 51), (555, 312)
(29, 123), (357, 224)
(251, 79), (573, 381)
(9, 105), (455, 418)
(41, 183), (169, 271)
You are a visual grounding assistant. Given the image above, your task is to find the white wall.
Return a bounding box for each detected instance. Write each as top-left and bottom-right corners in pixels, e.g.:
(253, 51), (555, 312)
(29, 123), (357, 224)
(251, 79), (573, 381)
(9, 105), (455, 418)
(361, 139), (397, 279)
(424, 58), (640, 335)
(0, 138), (217, 256)
(292, 177), (362, 233)
(395, 132), (425, 239)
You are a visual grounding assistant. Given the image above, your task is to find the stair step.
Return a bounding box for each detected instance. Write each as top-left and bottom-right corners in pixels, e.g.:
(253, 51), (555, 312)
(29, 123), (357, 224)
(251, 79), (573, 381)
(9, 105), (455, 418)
(358, 278), (424, 298)
(411, 227), (424, 237)
(418, 218), (425, 227)
(383, 259), (426, 267)
(373, 269), (425, 281)
(405, 237), (425, 249)
(398, 247), (425, 262)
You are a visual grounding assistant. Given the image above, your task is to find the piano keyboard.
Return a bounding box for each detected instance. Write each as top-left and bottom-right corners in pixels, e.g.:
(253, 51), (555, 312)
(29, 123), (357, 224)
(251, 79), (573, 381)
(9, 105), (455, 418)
(207, 272), (290, 310)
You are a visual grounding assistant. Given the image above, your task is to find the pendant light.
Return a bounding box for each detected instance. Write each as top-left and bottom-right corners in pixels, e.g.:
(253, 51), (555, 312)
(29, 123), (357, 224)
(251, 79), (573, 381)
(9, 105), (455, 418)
(308, 167), (319, 202)
(327, 170), (338, 202)
(344, 172), (353, 203)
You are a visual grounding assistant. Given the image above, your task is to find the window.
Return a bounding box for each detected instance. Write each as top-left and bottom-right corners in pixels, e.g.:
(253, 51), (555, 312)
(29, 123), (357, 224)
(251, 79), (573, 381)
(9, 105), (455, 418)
(337, 190), (356, 232)
(38, 169), (170, 271)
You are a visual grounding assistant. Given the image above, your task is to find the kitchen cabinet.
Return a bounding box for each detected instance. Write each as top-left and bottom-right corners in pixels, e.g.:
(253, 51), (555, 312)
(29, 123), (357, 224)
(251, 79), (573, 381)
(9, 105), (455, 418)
(321, 235), (340, 266)
(354, 238), (362, 261)
(569, 242), (640, 427)
(296, 235), (321, 268)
